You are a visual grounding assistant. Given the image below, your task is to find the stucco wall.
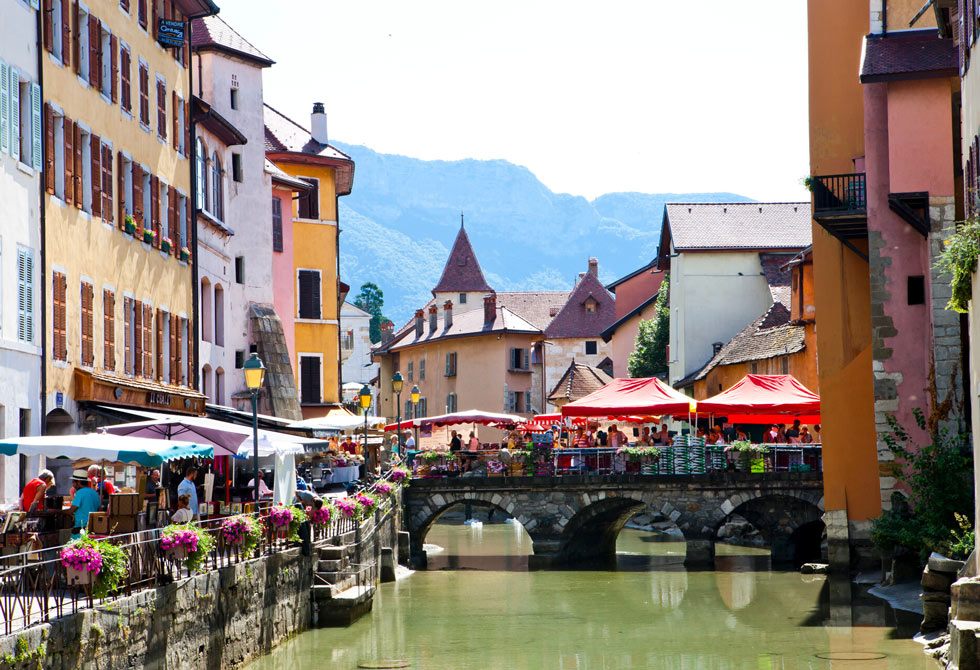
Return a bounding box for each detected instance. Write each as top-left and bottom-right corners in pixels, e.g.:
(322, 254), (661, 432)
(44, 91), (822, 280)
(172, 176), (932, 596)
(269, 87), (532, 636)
(613, 269), (662, 319)
(541, 336), (612, 412)
(272, 184), (297, 369)
(340, 302), (377, 388)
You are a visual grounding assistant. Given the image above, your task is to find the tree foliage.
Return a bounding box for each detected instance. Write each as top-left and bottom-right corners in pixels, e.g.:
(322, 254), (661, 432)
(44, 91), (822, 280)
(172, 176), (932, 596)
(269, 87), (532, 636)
(353, 282), (389, 344)
(627, 274), (670, 378)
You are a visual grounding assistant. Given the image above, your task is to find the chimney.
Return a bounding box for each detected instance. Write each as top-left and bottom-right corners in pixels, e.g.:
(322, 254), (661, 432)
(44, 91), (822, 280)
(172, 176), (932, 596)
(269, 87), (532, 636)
(414, 309), (424, 338)
(428, 304), (438, 333)
(444, 300), (453, 329)
(712, 342), (723, 356)
(311, 102), (328, 145)
(483, 293), (497, 326)
(588, 258), (598, 277)
(380, 321), (393, 344)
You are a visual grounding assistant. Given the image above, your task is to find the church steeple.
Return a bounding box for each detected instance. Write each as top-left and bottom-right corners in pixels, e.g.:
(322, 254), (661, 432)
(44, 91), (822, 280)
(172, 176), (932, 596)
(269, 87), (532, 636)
(432, 217), (493, 296)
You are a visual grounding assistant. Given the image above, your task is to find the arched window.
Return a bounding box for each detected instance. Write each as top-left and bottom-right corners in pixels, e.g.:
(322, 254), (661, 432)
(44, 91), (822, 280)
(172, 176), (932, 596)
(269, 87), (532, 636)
(196, 138), (208, 213)
(202, 364), (212, 401)
(214, 284), (225, 347)
(200, 277), (212, 343)
(215, 368), (225, 405)
(211, 151), (223, 221)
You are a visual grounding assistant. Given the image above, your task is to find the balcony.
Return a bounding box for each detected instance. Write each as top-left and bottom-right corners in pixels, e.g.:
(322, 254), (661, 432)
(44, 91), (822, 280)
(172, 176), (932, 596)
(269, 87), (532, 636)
(811, 172), (867, 240)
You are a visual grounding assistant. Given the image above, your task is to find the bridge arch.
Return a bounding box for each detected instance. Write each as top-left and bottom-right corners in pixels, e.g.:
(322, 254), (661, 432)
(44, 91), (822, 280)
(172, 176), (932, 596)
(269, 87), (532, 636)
(709, 489), (825, 564)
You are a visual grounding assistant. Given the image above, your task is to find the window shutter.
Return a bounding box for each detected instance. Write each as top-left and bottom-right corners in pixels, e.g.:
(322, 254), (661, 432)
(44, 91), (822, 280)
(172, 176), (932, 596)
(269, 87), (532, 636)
(155, 308), (163, 381)
(104, 289), (114, 371)
(142, 302), (152, 378)
(72, 1), (80, 74)
(120, 48), (130, 112)
(88, 15), (99, 88)
(150, 175), (159, 246)
(272, 197), (283, 252)
(43, 0), (54, 52)
(523, 348), (529, 370)
(961, 0), (968, 76)
(446, 353), (450, 376)
(133, 300), (142, 376)
(185, 317), (194, 387)
(63, 117), (73, 204)
(116, 151), (126, 229)
(61, 0), (71, 67)
(52, 273), (66, 361)
(301, 357), (321, 403)
(169, 313), (177, 384)
(124, 296), (132, 374)
(10, 67), (20, 161)
(31, 83), (42, 171)
(121, 0), (129, 13)
(17, 250), (34, 343)
(174, 316), (183, 384)
(172, 91), (179, 150)
(81, 283), (93, 366)
(102, 143), (112, 224)
(138, 0), (146, 28)
(184, 99), (190, 155)
(90, 134), (101, 218)
(151, 0), (157, 33)
(44, 103), (55, 194)
(157, 80), (166, 139)
(110, 34), (118, 103)
(168, 184), (176, 250)
(0, 61), (8, 155)
(73, 122), (83, 206)
(132, 162), (143, 232)
(311, 271), (321, 318)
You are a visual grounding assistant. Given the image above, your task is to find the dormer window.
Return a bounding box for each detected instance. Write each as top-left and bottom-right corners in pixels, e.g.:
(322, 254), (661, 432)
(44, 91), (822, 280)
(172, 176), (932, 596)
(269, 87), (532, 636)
(585, 298), (597, 313)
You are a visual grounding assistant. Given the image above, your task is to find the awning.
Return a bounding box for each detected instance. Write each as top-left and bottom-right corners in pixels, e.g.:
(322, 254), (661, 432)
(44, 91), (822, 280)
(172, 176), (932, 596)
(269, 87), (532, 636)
(384, 409), (524, 431)
(695, 374), (820, 418)
(0, 433), (213, 467)
(561, 377), (693, 418)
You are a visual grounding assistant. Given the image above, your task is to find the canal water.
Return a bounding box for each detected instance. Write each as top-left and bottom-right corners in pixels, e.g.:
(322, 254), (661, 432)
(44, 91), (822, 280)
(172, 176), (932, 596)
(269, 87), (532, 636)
(249, 517), (934, 669)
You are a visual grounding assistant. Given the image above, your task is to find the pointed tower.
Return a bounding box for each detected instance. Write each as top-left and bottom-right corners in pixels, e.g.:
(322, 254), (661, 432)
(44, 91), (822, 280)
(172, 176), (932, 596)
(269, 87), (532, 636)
(432, 218), (494, 315)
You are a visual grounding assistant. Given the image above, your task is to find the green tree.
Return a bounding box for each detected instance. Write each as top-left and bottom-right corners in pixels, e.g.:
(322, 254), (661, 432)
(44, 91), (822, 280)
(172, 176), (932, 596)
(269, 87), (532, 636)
(353, 282), (388, 344)
(627, 274), (669, 378)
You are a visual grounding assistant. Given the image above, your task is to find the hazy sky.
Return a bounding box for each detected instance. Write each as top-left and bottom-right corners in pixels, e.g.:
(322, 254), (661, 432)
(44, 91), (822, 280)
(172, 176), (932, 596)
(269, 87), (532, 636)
(216, 1), (810, 202)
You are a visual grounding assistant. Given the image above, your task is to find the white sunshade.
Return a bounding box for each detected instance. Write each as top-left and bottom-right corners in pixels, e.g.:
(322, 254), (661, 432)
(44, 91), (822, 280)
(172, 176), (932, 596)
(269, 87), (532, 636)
(0, 433), (213, 467)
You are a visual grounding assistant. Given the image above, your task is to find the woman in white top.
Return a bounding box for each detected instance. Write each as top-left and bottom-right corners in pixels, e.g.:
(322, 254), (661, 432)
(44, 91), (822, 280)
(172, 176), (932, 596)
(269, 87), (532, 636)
(171, 493), (194, 524)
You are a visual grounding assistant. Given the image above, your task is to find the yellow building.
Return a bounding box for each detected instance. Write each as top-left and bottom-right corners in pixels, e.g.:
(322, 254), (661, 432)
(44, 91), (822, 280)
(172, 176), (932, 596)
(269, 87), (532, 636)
(42, 0), (217, 433)
(264, 103), (354, 417)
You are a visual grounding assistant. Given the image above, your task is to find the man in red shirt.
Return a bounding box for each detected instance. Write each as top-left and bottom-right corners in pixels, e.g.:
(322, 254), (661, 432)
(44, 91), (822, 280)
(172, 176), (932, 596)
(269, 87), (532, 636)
(340, 435), (357, 455)
(21, 470), (55, 512)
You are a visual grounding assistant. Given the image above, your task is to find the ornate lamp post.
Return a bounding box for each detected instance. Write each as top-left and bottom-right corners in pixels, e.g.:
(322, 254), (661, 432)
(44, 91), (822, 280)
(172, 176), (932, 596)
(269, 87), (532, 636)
(359, 384), (373, 471)
(242, 353), (266, 505)
(410, 385), (421, 447)
(392, 371), (404, 452)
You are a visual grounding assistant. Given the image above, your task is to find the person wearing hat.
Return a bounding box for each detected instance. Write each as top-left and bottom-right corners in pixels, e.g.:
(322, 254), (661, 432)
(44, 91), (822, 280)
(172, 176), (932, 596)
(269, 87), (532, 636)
(67, 470), (101, 537)
(21, 469), (55, 512)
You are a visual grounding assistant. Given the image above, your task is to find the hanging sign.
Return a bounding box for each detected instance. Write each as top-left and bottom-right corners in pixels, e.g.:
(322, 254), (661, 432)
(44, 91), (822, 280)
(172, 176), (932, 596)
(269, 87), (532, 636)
(157, 20), (185, 48)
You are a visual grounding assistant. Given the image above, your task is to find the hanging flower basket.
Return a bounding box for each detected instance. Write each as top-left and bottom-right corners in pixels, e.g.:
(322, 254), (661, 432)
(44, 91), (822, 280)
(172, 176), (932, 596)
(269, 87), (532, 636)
(60, 535), (127, 597)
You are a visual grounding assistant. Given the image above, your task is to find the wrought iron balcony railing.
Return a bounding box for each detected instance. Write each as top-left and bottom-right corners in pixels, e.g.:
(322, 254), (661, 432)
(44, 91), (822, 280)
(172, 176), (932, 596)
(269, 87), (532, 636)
(811, 172), (867, 219)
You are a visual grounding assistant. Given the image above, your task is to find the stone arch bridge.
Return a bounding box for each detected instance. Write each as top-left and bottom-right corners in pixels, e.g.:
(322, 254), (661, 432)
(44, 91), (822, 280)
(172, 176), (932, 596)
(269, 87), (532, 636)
(404, 473), (824, 568)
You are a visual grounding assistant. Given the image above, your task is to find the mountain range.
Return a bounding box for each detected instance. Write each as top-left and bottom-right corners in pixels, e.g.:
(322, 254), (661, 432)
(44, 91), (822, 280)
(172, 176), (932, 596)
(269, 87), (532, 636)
(333, 141), (754, 324)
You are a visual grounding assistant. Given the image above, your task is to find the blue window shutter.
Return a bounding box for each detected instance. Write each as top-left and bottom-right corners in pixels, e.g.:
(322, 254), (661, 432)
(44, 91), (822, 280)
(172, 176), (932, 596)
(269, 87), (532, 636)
(10, 67), (19, 160)
(31, 82), (42, 171)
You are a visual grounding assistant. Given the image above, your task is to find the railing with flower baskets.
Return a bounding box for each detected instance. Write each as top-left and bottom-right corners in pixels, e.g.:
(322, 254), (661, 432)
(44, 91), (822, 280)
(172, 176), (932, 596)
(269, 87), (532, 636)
(0, 475), (406, 635)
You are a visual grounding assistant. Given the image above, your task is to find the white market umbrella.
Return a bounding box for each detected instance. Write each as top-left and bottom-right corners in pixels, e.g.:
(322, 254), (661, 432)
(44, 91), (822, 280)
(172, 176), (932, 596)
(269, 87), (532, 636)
(0, 433), (213, 467)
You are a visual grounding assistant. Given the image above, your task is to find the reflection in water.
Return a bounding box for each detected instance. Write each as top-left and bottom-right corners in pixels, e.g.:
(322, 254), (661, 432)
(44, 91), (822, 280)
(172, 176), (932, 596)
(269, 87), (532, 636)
(248, 522), (934, 670)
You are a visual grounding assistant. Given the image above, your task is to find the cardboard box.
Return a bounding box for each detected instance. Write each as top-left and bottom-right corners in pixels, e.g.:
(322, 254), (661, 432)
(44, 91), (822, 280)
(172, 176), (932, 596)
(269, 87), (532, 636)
(109, 493), (140, 516)
(157, 489), (170, 509)
(109, 515), (138, 535)
(88, 512), (110, 535)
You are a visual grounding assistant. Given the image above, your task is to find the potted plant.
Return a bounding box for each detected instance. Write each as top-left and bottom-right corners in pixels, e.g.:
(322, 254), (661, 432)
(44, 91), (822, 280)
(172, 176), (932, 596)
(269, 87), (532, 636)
(307, 502), (333, 526)
(286, 505), (307, 542)
(143, 228), (156, 245)
(179, 246), (191, 262)
(730, 440), (769, 472)
(160, 523), (214, 572)
(372, 481), (394, 498)
(124, 215), (136, 236)
(60, 533), (128, 598)
(160, 237), (173, 253)
(354, 492), (376, 518)
(389, 467), (410, 485)
(268, 505), (294, 539)
(221, 514), (263, 557)
(334, 496), (358, 522)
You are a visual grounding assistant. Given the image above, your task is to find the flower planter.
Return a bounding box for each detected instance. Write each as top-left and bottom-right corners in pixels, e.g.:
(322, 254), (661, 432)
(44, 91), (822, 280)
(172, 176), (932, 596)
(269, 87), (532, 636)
(143, 231), (155, 244)
(166, 546), (188, 562)
(161, 240), (172, 253)
(124, 223), (136, 236)
(179, 249), (190, 262)
(66, 566), (94, 586)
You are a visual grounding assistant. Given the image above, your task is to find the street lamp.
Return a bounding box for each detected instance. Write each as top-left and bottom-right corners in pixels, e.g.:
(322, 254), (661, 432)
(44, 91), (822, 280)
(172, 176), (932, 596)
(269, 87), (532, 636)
(392, 371), (404, 452)
(243, 353), (266, 506)
(410, 384), (421, 447)
(359, 384), (372, 472)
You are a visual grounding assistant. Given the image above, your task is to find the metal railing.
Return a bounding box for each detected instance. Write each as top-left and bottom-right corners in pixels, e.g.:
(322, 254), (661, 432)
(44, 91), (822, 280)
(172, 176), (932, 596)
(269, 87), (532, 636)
(0, 480), (401, 635)
(811, 173), (867, 216)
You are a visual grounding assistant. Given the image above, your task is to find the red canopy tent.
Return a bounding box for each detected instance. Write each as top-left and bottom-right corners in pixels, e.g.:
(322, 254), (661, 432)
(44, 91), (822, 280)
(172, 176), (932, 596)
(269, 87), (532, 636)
(384, 410), (524, 432)
(695, 374), (820, 424)
(561, 377), (693, 418)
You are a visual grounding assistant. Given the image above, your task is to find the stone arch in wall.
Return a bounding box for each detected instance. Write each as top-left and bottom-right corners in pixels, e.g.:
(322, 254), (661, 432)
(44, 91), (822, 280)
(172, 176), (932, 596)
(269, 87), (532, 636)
(408, 491), (528, 548)
(559, 491), (658, 564)
(711, 489), (825, 564)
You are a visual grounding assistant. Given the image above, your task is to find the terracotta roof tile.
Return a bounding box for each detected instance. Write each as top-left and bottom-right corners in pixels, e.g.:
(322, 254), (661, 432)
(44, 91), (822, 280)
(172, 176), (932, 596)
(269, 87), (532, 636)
(431, 226), (494, 294)
(664, 203), (811, 251)
(496, 292), (570, 331)
(383, 305), (538, 353)
(545, 272), (616, 339)
(191, 16), (274, 66)
(547, 362), (613, 403)
(693, 304), (804, 382)
(263, 104), (352, 161)
(860, 30), (956, 83)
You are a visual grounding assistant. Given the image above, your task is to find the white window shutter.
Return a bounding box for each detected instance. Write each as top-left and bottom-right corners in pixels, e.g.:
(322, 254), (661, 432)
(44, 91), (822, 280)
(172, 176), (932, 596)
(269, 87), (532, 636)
(31, 82), (41, 171)
(18, 249), (33, 343)
(0, 61), (9, 155)
(10, 67), (19, 160)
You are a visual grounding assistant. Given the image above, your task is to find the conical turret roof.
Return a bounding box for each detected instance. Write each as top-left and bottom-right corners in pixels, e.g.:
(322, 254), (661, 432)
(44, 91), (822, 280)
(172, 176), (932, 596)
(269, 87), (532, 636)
(432, 222), (494, 294)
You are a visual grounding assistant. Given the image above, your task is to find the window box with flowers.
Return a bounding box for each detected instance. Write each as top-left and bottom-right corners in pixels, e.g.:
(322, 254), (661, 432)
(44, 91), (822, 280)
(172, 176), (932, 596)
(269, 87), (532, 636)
(124, 215), (137, 236)
(160, 237), (173, 254)
(143, 229), (157, 245)
(179, 246), (191, 262)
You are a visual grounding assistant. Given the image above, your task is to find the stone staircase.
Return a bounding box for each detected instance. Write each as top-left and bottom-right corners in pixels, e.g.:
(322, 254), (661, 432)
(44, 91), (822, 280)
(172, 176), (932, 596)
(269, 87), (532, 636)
(311, 531), (377, 626)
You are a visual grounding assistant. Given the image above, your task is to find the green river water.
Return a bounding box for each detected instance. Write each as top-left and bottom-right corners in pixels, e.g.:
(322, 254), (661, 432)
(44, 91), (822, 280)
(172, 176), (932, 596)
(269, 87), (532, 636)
(248, 518), (935, 670)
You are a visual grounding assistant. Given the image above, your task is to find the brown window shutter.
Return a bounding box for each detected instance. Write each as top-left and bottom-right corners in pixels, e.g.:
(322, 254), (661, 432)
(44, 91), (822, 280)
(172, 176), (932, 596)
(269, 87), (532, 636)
(117, 151), (126, 229)
(133, 300), (142, 376)
(175, 316), (185, 384)
(43, 0), (54, 52)
(182, 20), (189, 66)
(186, 318), (194, 387)
(110, 34), (118, 103)
(90, 134), (102, 219)
(81, 283), (92, 367)
(184, 99), (190, 154)
(88, 16), (99, 88)
(121, 0), (129, 13)
(104, 289), (115, 371)
(168, 184), (177, 249)
(44, 104), (55, 194)
(102, 144), (113, 225)
(172, 91), (179, 150)
(143, 303), (153, 378)
(73, 122), (83, 207)
(138, 0), (146, 28)
(155, 308), (163, 381)
(72, 1), (80, 74)
(150, 175), (160, 246)
(62, 0), (71, 67)
(168, 314), (176, 383)
(141, 65), (149, 126)
(157, 81), (167, 139)
(132, 162), (143, 233)
(63, 117), (73, 205)
(124, 296), (132, 374)
(53, 273), (67, 361)
(151, 0), (158, 34)
(120, 48), (130, 112)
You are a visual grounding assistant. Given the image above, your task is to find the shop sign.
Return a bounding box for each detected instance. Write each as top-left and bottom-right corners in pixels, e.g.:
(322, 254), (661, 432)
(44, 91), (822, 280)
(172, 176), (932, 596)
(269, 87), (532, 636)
(157, 19), (185, 48)
(147, 391), (173, 407)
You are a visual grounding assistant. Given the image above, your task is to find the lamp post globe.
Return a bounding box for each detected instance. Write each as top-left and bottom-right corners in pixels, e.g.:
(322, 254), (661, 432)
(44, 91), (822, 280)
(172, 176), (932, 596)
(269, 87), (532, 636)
(359, 384), (372, 471)
(242, 353), (265, 506)
(392, 372), (404, 451)
(410, 385), (421, 448)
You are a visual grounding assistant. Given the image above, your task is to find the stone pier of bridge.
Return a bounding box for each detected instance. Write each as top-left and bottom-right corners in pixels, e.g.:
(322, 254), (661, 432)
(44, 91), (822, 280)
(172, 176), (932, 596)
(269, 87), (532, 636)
(403, 473), (824, 568)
